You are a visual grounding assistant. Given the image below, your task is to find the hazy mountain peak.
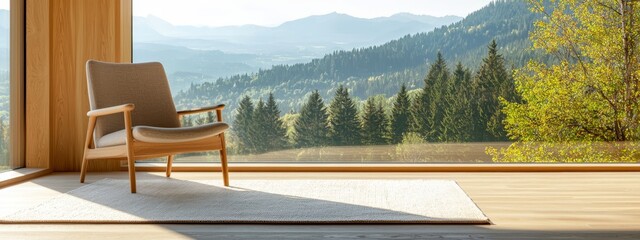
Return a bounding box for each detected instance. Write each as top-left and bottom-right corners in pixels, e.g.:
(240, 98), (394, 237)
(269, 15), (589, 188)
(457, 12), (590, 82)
(279, 11), (359, 26)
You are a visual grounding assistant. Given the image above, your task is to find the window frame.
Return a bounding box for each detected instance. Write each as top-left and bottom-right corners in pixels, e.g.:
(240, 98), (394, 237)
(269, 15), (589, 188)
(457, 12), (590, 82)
(9, 0), (25, 170)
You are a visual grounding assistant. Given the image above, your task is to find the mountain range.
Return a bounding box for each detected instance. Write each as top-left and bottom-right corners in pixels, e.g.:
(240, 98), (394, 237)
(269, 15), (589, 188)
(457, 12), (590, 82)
(135, 12), (461, 52)
(172, 0), (539, 119)
(133, 12), (462, 88)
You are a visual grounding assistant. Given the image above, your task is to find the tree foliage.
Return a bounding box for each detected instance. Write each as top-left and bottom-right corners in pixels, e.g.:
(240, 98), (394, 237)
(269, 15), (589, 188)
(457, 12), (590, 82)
(264, 93), (289, 150)
(361, 97), (390, 145)
(328, 85), (361, 145)
(441, 62), (475, 142)
(474, 40), (518, 141)
(415, 52), (449, 141)
(293, 91), (330, 147)
(504, 0), (640, 142)
(232, 94), (288, 153)
(390, 84), (412, 143)
(233, 96), (256, 153)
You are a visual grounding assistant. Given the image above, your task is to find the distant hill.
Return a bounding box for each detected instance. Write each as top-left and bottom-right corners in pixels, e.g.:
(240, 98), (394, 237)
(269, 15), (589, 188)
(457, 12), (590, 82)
(172, 0), (538, 120)
(134, 12), (462, 53)
(133, 12), (462, 89)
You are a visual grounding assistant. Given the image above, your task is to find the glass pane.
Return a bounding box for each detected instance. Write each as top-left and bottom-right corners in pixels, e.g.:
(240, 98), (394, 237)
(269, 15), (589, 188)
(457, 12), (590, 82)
(0, 1), (10, 172)
(133, 0), (640, 164)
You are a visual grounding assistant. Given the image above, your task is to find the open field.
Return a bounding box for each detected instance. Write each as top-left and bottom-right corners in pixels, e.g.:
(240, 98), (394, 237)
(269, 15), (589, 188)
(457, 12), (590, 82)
(142, 142), (513, 163)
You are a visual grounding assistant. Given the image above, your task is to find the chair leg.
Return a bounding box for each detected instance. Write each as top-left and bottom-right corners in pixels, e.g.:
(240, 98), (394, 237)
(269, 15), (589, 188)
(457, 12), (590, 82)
(166, 155), (174, 177)
(80, 116), (96, 183)
(80, 156), (89, 183)
(123, 111), (137, 193)
(127, 154), (137, 193)
(219, 133), (229, 186)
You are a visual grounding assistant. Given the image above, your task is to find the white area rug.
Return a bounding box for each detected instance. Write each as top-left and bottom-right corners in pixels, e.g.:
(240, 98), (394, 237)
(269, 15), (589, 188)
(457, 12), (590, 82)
(1, 178), (489, 224)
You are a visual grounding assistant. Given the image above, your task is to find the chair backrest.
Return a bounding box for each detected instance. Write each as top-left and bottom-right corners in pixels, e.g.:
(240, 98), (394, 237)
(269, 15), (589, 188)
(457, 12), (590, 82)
(86, 60), (181, 141)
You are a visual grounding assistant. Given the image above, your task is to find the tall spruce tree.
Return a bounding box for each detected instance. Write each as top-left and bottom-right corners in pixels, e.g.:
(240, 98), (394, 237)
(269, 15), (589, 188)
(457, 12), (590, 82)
(233, 96), (256, 153)
(194, 111), (216, 125)
(182, 115), (194, 127)
(473, 40), (517, 140)
(293, 90), (329, 147)
(264, 93), (288, 150)
(361, 97), (390, 145)
(328, 85), (361, 145)
(252, 99), (269, 153)
(391, 84), (412, 143)
(441, 62), (475, 142)
(416, 52), (450, 141)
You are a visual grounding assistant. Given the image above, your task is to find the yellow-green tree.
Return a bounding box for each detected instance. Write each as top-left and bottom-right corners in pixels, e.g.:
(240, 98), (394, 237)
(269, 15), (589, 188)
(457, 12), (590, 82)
(503, 0), (640, 142)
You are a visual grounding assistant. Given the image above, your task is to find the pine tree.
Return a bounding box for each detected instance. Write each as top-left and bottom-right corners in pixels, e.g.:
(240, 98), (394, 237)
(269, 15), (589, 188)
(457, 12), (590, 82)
(416, 52), (450, 141)
(252, 99), (269, 153)
(440, 62), (474, 142)
(391, 84), (412, 143)
(264, 93), (288, 150)
(233, 96), (256, 153)
(361, 97), (390, 145)
(473, 40), (517, 141)
(181, 115), (193, 127)
(193, 111), (216, 125)
(207, 111), (215, 123)
(293, 90), (329, 147)
(328, 85), (361, 145)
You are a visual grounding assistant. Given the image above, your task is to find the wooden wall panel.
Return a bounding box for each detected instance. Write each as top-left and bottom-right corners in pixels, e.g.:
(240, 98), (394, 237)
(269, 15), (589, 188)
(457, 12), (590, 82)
(26, 0), (132, 171)
(25, 0), (50, 169)
(10, 0), (25, 168)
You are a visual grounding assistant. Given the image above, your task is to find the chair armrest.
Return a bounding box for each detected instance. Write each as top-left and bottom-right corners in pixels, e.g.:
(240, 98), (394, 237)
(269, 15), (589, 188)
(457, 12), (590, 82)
(177, 104), (225, 116)
(87, 103), (135, 117)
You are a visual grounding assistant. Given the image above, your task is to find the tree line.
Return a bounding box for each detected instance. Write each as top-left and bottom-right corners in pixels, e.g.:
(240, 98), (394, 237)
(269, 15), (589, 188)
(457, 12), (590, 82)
(229, 41), (518, 154)
(172, 0), (536, 120)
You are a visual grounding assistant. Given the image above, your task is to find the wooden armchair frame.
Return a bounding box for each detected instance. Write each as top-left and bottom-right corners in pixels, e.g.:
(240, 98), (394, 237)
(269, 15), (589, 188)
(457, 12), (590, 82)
(79, 103), (229, 193)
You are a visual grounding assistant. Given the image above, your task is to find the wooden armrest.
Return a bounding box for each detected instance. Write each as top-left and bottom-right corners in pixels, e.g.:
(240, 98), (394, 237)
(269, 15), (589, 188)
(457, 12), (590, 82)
(177, 104), (225, 116)
(87, 103), (135, 117)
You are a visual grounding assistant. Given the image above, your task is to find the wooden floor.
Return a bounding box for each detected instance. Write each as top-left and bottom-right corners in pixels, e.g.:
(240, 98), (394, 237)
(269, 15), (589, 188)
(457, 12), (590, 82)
(0, 171), (639, 239)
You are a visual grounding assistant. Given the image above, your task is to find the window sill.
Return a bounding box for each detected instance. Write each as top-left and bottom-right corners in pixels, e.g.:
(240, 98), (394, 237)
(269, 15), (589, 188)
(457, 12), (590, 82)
(132, 162), (640, 172)
(0, 168), (52, 189)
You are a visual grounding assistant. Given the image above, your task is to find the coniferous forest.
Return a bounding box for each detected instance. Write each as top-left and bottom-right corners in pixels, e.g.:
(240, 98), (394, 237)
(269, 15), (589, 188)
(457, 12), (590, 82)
(214, 41), (517, 154)
(142, 0), (640, 163)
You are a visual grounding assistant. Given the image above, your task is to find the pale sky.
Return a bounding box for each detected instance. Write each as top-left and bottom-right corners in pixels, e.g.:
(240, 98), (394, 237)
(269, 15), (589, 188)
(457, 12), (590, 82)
(133, 0), (494, 27)
(0, 1), (8, 10)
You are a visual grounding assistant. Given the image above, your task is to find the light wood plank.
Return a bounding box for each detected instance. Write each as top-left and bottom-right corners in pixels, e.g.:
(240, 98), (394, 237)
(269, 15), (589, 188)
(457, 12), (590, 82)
(26, 0), (132, 171)
(25, 0), (50, 169)
(9, 0), (25, 169)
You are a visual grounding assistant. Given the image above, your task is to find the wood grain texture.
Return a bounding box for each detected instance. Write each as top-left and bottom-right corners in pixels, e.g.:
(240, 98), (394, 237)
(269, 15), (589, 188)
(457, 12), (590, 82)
(0, 172), (639, 239)
(26, 0), (132, 171)
(132, 163), (640, 173)
(25, 0), (50, 168)
(10, 0), (25, 169)
(0, 168), (51, 189)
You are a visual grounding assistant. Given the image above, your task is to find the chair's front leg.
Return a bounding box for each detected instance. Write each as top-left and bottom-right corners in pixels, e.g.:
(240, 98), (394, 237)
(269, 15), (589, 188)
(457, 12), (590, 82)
(219, 133), (230, 186)
(80, 116), (97, 183)
(215, 109), (230, 186)
(123, 111), (137, 193)
(166, 155), (174, 177)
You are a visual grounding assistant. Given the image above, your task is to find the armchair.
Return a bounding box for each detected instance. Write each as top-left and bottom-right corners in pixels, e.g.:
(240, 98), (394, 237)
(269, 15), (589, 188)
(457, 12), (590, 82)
(81, 60), (230, 193)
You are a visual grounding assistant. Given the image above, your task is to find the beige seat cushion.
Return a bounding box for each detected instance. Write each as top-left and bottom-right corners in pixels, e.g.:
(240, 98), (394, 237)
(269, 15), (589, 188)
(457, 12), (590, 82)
(96, 123), (229, 148)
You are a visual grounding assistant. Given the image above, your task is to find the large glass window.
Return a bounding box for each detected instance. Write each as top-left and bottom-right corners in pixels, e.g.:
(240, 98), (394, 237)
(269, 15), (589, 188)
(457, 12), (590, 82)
(133, 0), (640, 164)
(0, 1), (11, 172)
